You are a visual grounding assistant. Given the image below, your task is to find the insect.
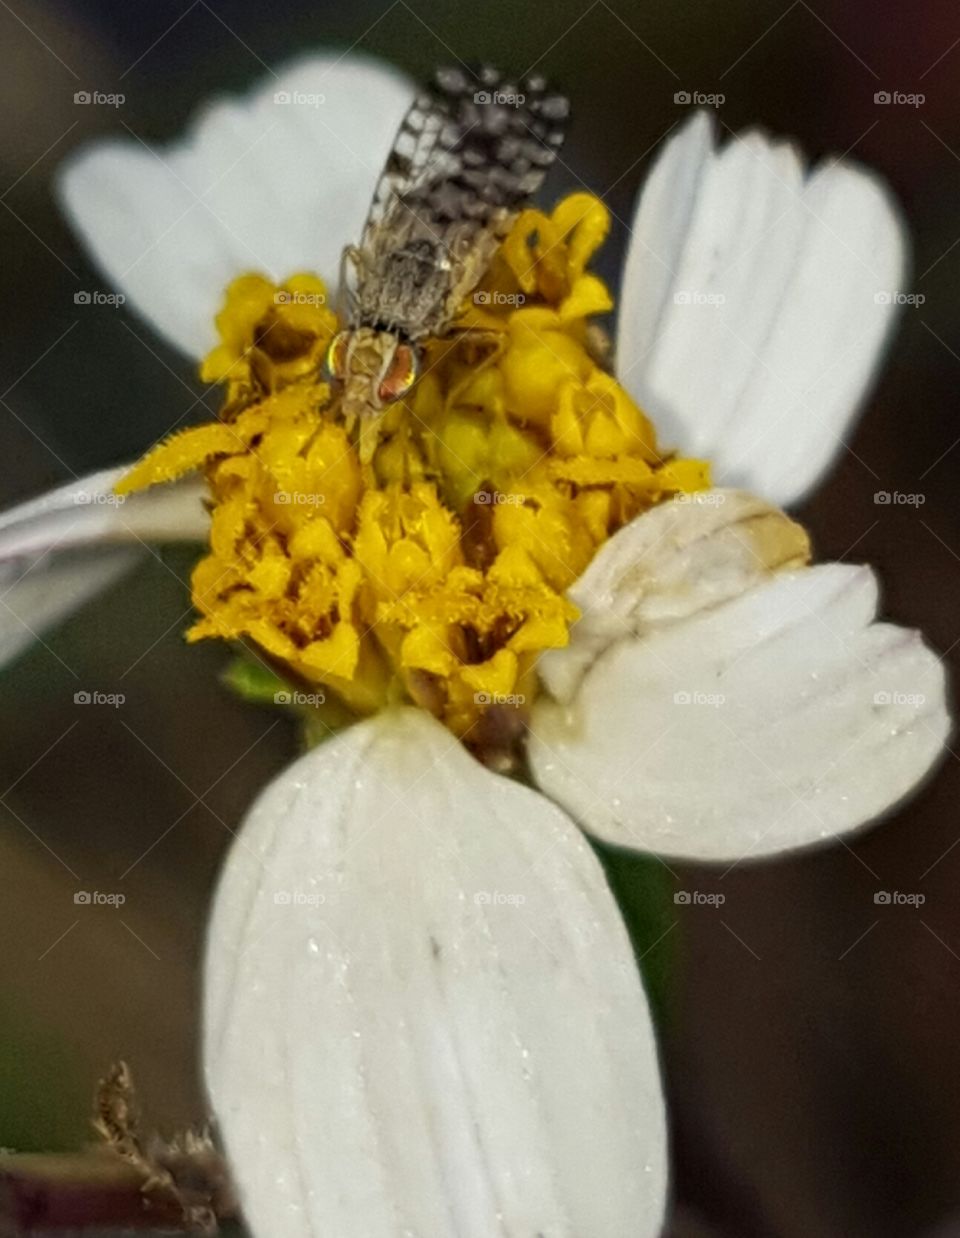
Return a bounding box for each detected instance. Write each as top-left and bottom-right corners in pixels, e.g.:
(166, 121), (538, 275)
(325, 65), (570, 460)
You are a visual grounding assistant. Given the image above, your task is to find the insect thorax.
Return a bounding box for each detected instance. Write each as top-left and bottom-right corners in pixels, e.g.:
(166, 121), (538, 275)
(353, 235), (455, 341)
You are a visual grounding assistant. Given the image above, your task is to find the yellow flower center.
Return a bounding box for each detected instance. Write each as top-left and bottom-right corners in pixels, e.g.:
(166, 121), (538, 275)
(117, 194), (709, 739)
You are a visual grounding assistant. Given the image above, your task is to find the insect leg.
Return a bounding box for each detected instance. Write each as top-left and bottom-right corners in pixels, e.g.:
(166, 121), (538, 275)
(336, 245), (364, 322)
(441, 328), (509, 407)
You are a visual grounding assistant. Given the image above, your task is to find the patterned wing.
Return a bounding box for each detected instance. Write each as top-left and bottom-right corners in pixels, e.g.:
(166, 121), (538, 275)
(346, 65), (570, 339)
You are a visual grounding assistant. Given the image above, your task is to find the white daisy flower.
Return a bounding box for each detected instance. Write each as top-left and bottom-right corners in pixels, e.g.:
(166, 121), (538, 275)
(1, 51), (949, 1238)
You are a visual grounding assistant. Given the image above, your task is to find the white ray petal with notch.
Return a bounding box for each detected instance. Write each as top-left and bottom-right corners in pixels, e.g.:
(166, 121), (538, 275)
(530, 532), (948, 860)
(617, 112), (906, 506)
(58, 54), (414, 358)
(205, 708), (667, 1237)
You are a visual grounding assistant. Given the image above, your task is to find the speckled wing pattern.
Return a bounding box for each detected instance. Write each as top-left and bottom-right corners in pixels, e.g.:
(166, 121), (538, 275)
(345, 65), (570, 340)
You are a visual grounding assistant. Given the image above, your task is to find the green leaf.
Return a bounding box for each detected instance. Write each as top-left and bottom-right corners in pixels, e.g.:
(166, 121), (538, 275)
(222, 650), (358, 747)
(221, 652), (291, 706)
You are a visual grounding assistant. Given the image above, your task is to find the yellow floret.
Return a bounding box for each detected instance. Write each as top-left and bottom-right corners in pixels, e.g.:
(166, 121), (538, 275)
(116, 195), (709, 737)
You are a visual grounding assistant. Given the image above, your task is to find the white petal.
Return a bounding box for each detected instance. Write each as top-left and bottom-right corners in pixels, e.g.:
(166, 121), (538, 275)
(617, 112), (907, 506)
(205, 709), (666, 1238)
(0, 466), (209, 559)
(57, 54), (414, 358)
(538, 489), (809, 704)
(530, 554), (949, 862)
(0, 548), (136, 668)
(0, 467), (207, 669)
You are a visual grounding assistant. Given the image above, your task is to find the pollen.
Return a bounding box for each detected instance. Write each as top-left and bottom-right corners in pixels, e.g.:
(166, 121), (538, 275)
(117, 196), (709, 738)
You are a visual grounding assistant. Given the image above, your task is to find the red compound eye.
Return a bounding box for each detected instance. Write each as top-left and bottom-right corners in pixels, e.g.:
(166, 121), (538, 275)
(377, 344), (419, 403)
(324, 331), (350, 383)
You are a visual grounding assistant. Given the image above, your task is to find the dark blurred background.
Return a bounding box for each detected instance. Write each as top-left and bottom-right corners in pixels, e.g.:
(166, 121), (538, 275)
(0, 1), (958, 1235)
